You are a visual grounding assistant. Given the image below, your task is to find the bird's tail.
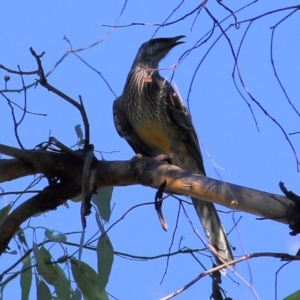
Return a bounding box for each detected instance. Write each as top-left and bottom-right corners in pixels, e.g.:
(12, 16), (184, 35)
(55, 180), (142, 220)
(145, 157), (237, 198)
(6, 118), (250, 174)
(191, 197), (234, 265)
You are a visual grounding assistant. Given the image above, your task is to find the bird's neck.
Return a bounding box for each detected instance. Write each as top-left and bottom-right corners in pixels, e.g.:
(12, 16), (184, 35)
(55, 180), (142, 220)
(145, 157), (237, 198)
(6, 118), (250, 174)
(123, 63), (159, 96)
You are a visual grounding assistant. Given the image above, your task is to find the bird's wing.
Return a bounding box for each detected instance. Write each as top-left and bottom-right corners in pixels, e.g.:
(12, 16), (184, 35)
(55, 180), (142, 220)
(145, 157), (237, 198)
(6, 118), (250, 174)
(113, 97), (154, 156)
(157, 76), (206, 175)
(157, 78), (234, 263)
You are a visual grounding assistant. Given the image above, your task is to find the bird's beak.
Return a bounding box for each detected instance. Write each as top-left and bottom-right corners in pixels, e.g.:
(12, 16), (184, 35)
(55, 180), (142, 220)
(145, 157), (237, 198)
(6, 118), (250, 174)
(162, 35), (185, 51)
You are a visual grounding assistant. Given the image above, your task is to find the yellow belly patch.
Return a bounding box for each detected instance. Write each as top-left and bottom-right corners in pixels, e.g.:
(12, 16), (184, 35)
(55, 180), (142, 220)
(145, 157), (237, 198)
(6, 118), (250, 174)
(135, 120), (171, 154)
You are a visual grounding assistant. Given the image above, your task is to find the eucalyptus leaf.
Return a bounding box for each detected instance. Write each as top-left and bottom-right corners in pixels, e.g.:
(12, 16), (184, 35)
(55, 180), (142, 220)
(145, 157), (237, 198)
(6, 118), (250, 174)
(75, 125), (83, 140)
(37, 280), (52, 300)
(97, 235), (114, 291)
(20, 259), (32, 300)
(71, 258), (107, 300)
(92, 186), (114, 222)
(283, 290), (300, 300)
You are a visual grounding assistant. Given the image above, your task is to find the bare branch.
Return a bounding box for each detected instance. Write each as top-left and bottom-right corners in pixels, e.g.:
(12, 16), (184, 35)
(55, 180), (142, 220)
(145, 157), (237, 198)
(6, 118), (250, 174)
(0, 92), (25, 149)
(30, 48), (92, 148)
(234, 5), (300, 25)
(270, 9), (300, 117)
(161, 251), (300, 299)
(102, 2), (203, 28)
(0, 64), (38, 75)
(78, 95), (90, 148)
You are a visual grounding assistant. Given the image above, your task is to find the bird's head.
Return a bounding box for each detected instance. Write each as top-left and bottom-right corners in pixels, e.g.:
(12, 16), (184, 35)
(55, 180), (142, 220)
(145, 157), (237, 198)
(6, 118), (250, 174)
(131, 35), (185, 69)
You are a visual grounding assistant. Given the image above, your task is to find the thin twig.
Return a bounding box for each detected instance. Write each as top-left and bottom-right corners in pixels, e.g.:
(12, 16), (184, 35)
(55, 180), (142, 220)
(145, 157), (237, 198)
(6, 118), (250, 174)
(161, 252), (299, 299)
(270, 9), (300, 117)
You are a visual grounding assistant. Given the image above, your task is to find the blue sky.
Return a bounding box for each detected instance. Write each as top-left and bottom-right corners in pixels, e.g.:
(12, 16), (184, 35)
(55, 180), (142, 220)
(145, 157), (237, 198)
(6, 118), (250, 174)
(1, 1), (300, 299)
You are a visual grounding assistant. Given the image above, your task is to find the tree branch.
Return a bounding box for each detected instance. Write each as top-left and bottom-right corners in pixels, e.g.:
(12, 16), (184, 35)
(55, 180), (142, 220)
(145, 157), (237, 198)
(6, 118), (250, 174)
(0, 182), (81, 253)
(128, 155), (292, 222)
(0, 145), (295, 254)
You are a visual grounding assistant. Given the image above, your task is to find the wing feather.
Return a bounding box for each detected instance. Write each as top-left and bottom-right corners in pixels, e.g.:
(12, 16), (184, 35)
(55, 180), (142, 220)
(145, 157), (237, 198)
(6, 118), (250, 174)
(156, 76), (206, 175)
(113, 98), (154, 156)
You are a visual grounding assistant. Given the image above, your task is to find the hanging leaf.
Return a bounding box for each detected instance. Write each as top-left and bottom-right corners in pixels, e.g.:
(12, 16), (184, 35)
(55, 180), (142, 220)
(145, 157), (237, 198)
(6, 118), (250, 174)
(44, 229), (67, 243)
(71, 288), (82, 300)
(283, 290), (300, 300)
(92, 186), (114, 222)
(97, 234), (114, 291)
(53, 264), (70, 300)
(75, 125), (84, 140)
(37, 279), (52, 300)
(20, 258), (32, 300)
(16, 227), (28, 249)
(70, 258), (108, 300)
(70, 195), (82, 203)
(33, 244), (58, 286)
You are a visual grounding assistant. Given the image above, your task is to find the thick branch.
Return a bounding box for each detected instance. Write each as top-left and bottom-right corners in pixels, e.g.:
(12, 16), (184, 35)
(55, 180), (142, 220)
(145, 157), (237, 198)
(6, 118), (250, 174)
(128, 156), (292, 223)
(0, 182), (81, 253)
(0, 145), (293, 222)
(0, 143), (135, 187)
(0, 145), (295, 254)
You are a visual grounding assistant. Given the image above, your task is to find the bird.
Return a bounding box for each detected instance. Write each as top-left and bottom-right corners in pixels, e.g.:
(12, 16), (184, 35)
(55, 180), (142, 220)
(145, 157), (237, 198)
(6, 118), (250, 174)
(113, 35), (233, 265)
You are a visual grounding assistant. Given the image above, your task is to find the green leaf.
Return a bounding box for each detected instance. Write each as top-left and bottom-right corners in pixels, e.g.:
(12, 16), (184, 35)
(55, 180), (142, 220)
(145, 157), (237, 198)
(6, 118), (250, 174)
(70, 195), (82, 203)
(44, 229), (53, 239)
(99, 290), (109, 300)
(97, 235), (114, 291)
(71, 288), (82, 300)
(34, 245), (70, 298)
(92, 186), (114, 222)
(75, 125), (83, 140)
(283, 289), (300, 300)
(56, 255), (68, 264)
(53, 265), (70, 300)
(33, 244), (58, 286)
(39, 246), (59, 286)
(33, 243), (48, 274)
(16, 227), (28, 249)
(20, 259), (32, 300)
(0, 204), (11, 224)
(4, 249), (17, 255)
(71, 258), (107, 300)
(45, 229), (67, 243)
(37, 279), (52, 300)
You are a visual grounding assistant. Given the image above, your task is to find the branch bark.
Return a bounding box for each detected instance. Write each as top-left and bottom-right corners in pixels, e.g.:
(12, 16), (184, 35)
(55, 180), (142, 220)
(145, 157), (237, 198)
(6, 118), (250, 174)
(0, 144), (295, 254)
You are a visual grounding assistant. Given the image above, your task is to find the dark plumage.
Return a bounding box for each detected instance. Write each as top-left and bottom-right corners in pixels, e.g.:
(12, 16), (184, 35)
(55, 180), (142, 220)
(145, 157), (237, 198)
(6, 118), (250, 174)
(113, 36), (233, 264)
